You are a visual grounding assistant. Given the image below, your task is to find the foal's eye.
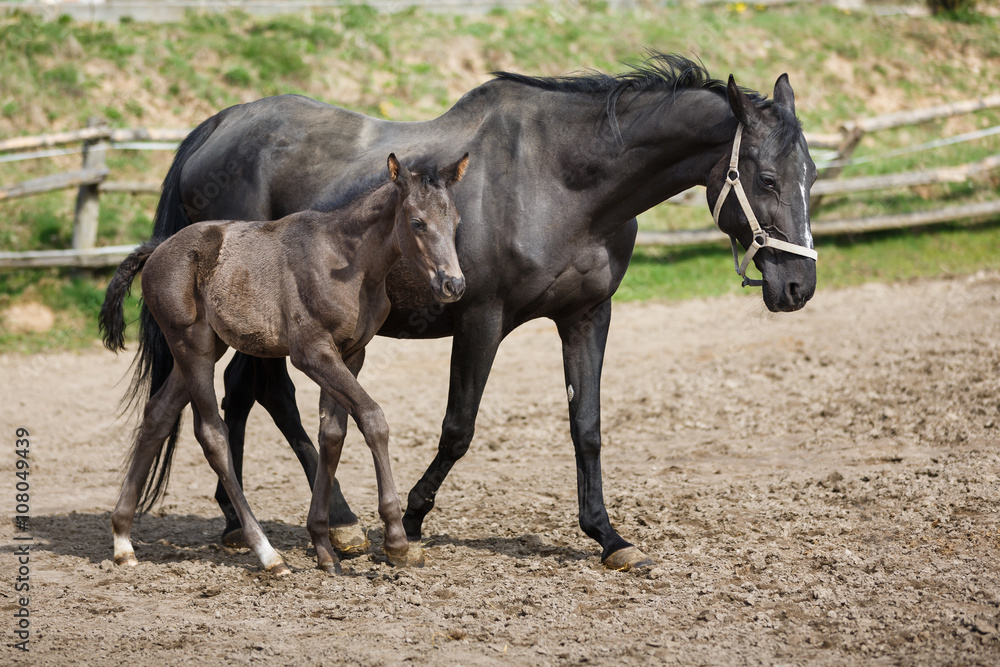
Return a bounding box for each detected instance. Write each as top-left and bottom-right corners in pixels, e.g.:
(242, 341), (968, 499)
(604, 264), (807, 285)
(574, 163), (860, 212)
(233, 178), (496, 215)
(759, 174), (777, 190)
(411, 218), (427, 232)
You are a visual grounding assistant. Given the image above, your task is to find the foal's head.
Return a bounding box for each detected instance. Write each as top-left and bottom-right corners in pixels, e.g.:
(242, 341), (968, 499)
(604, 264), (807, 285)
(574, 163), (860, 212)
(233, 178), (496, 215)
(387, 153), (469, 303)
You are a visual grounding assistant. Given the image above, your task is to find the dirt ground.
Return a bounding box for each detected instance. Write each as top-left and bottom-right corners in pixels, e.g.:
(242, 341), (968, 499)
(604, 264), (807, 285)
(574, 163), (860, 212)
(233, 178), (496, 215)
(2, 272), (999, 665)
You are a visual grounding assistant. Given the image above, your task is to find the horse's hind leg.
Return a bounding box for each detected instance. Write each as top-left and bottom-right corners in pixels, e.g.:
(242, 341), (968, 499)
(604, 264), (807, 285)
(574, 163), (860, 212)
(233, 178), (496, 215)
(111, 369), (190, 566)
(216, 352), (256, 546)
(179, 342), (289, 574)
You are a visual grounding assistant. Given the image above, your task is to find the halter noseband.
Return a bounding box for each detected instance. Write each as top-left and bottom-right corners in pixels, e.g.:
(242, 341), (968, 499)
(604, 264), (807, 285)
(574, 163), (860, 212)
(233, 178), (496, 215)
(711, 123), (818, 287)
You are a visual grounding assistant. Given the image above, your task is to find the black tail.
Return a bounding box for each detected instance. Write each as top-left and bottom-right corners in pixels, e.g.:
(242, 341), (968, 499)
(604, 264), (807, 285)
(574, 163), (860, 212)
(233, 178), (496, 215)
(118, 113), (223, 513)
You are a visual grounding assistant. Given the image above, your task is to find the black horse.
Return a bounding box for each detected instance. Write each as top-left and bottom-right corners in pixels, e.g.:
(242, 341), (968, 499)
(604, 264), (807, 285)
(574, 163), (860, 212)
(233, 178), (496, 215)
(132, 54), (816, 571)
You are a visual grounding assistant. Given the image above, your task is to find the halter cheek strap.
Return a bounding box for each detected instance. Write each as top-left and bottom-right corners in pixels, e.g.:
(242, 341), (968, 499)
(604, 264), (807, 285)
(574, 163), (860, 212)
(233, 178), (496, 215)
(711, 123), (818, 287)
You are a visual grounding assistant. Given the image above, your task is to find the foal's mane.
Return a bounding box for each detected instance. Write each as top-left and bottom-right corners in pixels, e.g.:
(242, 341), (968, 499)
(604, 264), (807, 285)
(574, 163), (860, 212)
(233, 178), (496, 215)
(316, 158), (448, 213)
(493, 52), (800, 149)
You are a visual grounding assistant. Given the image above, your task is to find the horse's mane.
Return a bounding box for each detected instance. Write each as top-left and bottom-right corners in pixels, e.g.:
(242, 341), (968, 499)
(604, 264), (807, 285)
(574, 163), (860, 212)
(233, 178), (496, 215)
(493, 52), (799, 149)
(316, 158), (448, 213)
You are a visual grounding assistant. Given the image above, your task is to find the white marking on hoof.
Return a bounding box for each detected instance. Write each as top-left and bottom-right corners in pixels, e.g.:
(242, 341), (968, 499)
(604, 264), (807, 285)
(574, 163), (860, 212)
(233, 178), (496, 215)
(567, 384), (575, 402)
(113, 535), (137, 566)
(258, 546), (285, 571)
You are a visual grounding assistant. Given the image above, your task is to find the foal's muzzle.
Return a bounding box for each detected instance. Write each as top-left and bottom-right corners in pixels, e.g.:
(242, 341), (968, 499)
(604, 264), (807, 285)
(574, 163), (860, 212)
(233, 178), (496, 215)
(433, 271), (466, 303)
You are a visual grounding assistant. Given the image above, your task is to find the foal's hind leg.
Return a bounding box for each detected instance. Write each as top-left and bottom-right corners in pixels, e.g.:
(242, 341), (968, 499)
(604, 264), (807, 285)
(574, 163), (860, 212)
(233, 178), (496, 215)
(111, 369), (190, 566)
(176, 341), (290, 575)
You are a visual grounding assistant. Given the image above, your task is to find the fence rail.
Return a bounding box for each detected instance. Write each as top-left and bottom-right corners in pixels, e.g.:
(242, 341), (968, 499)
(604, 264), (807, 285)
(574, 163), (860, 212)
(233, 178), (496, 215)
(2, 95), (1000, 269)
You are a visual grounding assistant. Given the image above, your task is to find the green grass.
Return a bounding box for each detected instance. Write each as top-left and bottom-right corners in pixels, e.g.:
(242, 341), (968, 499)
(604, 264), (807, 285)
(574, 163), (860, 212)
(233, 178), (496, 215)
(0, 4), (998, 351)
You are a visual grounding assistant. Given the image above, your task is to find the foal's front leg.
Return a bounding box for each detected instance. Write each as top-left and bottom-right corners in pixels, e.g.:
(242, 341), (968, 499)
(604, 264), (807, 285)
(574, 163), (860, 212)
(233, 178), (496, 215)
(294, 345), (408, 570)
(308, 389), (350, 573)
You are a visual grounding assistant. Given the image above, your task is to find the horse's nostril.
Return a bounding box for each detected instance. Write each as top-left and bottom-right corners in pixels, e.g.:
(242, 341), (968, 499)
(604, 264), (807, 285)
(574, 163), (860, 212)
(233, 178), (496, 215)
(787, 282), (801, 300)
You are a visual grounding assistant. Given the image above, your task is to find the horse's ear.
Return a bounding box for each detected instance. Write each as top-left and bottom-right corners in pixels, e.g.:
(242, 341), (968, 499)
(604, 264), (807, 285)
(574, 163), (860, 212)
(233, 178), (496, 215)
(388, 153), (412, 190)
(773, 73), (795, 115)
(727, 74), (761, 127)
(444, 153), (469, 186)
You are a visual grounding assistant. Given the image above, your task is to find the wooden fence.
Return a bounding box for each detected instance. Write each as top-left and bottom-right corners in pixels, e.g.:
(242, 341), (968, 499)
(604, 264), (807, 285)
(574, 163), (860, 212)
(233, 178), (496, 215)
(2, 96), (1000, 269)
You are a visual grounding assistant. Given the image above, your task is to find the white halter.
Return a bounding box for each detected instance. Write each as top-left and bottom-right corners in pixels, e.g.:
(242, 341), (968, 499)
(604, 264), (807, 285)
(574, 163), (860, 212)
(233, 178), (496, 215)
(712, 123), (818, 287)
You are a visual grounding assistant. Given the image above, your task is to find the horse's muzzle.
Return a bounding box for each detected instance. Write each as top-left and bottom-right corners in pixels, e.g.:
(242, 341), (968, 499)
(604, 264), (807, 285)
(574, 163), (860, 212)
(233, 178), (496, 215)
(761, 255), (816, 313)
(433, 271), (466, 303)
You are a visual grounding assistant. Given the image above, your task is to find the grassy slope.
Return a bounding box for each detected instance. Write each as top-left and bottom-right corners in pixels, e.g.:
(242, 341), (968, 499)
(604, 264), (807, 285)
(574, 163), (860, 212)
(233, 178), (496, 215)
(0, 4), (998, 350)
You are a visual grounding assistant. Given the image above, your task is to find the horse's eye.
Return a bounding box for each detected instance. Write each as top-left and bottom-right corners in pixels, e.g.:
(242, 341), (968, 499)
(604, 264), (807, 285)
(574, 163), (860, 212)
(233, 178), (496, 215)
(411, 218), (427, 232)
(759, 174), (777, 190)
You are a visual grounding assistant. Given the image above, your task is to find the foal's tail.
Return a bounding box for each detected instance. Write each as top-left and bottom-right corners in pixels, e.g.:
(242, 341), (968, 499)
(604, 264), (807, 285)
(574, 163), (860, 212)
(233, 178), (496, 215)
(99, 240), (160, 353)
(106, 113), (222, 513)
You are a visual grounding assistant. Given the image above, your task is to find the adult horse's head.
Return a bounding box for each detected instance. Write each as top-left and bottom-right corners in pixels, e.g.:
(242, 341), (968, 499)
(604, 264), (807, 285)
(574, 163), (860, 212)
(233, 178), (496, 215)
(706, 74), (817, 313)
(388, 153), (469, 303)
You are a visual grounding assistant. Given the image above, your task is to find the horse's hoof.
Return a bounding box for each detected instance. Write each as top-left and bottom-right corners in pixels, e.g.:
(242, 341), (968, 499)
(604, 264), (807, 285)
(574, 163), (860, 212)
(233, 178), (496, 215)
(318, 560), (343, 575)
(330, 523), (369, 556)
(221, 528), (247, 549)
(383, 544), (409, 568)
(266, 561), (293, 577)
(603, 546), (655, 572)
(114, 553), (139, 567)
(402, 541), (425, 568)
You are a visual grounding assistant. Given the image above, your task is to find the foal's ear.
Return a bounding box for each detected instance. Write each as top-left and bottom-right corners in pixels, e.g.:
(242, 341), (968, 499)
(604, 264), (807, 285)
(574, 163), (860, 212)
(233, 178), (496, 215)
(388, 153), (413, 189)
(773, 73), (795, 115)
(444, 153), (470, 187)
(727, 74), (762, 127)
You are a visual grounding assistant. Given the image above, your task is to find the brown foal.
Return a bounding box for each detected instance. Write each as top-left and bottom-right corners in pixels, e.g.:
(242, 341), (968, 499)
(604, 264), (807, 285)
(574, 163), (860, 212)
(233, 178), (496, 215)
(100, 153), (469, 574)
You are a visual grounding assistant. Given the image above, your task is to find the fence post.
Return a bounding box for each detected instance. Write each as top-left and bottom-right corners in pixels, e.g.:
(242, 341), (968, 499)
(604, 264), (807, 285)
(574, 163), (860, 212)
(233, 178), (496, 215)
(810, 124), (865, 213)
(71, 117), (107, 254)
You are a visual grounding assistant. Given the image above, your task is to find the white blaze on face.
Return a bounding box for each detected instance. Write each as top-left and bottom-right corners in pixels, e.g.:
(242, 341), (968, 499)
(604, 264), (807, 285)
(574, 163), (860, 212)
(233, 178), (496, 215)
(800, 161), (814, 248)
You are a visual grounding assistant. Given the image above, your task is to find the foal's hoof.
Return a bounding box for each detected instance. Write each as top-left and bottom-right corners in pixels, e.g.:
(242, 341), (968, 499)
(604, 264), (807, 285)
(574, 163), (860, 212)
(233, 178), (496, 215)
(330, 523), (369, 556)
(383, 544), (410, 568)
(265, 561), (293, 577)
(603, 546), (655, 572)
(114, 553), (139, 567)
(319, 560), (343, 576)
(221, 528), (248, 549)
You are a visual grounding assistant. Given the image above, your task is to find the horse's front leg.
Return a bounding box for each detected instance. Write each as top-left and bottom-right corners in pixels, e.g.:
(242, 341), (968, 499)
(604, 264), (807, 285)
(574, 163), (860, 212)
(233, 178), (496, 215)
(293, 345), (408, 569)
(253, 357), (367, 553)
(219, 354), (366, 554)
(556, 300), (654, 571)
(308, 388), (350, 574)
(402, 306), (503, 547)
